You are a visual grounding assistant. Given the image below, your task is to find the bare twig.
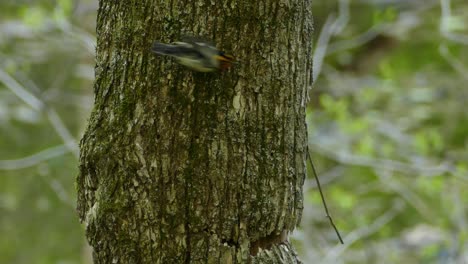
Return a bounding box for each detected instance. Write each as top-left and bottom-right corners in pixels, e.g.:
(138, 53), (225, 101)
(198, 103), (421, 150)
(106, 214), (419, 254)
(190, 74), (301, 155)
(0, 145), (69, 170)
(0, 68), (79, 158)
(46, 108), (80, 158)
(333, 0), (350, 35)
(326, 24), (388, 55)
(323, 199), (405, 262)
(310, 140), (462, 180)
(39, 174), (75, 207)
(440, 0), (468, 45)
(312, 15), (337, 83)
(377, 170), (435, 221)
(304, 165), (345, 190)
(312, 0), (351, 84)
(439, 44), (468, 81)
(307, 150), (344, 244)
(0, 68), (44, 110)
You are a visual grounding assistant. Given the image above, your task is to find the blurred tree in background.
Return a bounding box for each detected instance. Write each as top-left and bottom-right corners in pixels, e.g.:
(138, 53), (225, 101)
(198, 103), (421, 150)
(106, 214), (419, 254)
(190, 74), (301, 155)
(1, 0), (467, 263)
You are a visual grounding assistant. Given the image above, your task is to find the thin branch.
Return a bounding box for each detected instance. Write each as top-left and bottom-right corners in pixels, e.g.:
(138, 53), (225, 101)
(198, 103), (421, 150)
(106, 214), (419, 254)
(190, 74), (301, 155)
(377, 170), (436, 221)
(46, 108), (80, 158)
(312, 14), (337, 83)
(326, 24), (388, 55)
(304, 165), (345, 190)
(440, 0), (468, 45)
(310, 141), (461, 180)
(439, 44), (468, 81)
(451, 183), (468, 237)
(0, 68), (79, 158)
(69, 25), (96, 54)
(39, 174), (75, 207)
(307, 150), (344, 244)
(323, 199), (405, 262)
(0, 145), (69, 170)
(331, 0), (350, 36)
(311, 0), (351, 82)
(0, 68), (44, 111)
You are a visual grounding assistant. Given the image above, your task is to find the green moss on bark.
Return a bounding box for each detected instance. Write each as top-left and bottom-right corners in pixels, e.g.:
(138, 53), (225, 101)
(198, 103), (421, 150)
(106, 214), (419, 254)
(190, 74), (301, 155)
(77, 0), (313, 263)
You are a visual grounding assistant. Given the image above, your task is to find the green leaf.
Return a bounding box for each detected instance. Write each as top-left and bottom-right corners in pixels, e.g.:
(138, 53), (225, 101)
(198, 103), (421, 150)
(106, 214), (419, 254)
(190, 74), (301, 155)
(373, 7), (398, 24)
(20, 6), (47, 28)
(356, 134), (374, 155)
(331, 188), (356, 209)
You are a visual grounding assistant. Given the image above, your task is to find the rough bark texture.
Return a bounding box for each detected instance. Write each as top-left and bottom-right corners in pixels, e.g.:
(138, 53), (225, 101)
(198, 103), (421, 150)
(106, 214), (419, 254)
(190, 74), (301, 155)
(77, 0), (313, 263)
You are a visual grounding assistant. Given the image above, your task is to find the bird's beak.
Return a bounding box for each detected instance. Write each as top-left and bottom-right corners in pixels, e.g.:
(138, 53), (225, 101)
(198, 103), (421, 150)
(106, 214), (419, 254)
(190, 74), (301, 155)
(216, 54), (235, 62)
(216, 54), (236, 70)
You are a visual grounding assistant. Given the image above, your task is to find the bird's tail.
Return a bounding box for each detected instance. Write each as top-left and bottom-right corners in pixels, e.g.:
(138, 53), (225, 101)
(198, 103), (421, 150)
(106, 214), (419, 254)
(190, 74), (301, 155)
(151, 42), (179, 56)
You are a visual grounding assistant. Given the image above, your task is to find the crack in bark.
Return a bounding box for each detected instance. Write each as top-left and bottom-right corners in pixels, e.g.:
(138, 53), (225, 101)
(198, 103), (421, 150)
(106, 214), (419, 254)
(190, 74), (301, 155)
(249, 229), (289, 256)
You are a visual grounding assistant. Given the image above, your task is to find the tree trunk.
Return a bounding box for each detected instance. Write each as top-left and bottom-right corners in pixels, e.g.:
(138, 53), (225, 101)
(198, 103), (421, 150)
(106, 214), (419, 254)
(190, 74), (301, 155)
(77, 0), (313, 263)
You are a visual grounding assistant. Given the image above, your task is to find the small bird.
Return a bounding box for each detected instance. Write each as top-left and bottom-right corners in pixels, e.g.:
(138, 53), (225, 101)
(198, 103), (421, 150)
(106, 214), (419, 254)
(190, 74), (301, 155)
(151, 37), (235, 72)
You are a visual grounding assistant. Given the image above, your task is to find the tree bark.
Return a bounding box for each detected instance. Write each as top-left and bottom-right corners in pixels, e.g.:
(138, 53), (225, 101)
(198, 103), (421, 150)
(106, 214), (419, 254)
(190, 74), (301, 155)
(77, 0), (313, 263)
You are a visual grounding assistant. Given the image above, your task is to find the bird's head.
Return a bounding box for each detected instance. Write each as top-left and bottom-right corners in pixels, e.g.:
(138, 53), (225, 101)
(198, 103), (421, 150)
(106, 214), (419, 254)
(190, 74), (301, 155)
(215, 52), (236, 71)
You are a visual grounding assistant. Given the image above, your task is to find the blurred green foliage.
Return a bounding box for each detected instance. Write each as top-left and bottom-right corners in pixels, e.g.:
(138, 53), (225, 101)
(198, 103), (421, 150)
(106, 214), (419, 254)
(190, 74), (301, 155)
(1, 0), (467, 263)
(1, 0), (95, 263)
(300, 0), (468, 263)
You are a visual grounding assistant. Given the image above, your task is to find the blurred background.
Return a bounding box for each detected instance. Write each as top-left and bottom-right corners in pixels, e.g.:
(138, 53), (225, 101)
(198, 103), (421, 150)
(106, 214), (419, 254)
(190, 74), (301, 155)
(1, 0), (467, 263)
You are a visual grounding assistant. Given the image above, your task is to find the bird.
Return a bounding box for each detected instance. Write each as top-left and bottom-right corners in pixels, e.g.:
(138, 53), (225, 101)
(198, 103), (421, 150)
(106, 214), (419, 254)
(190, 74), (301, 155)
(151, 37), (235, 72)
